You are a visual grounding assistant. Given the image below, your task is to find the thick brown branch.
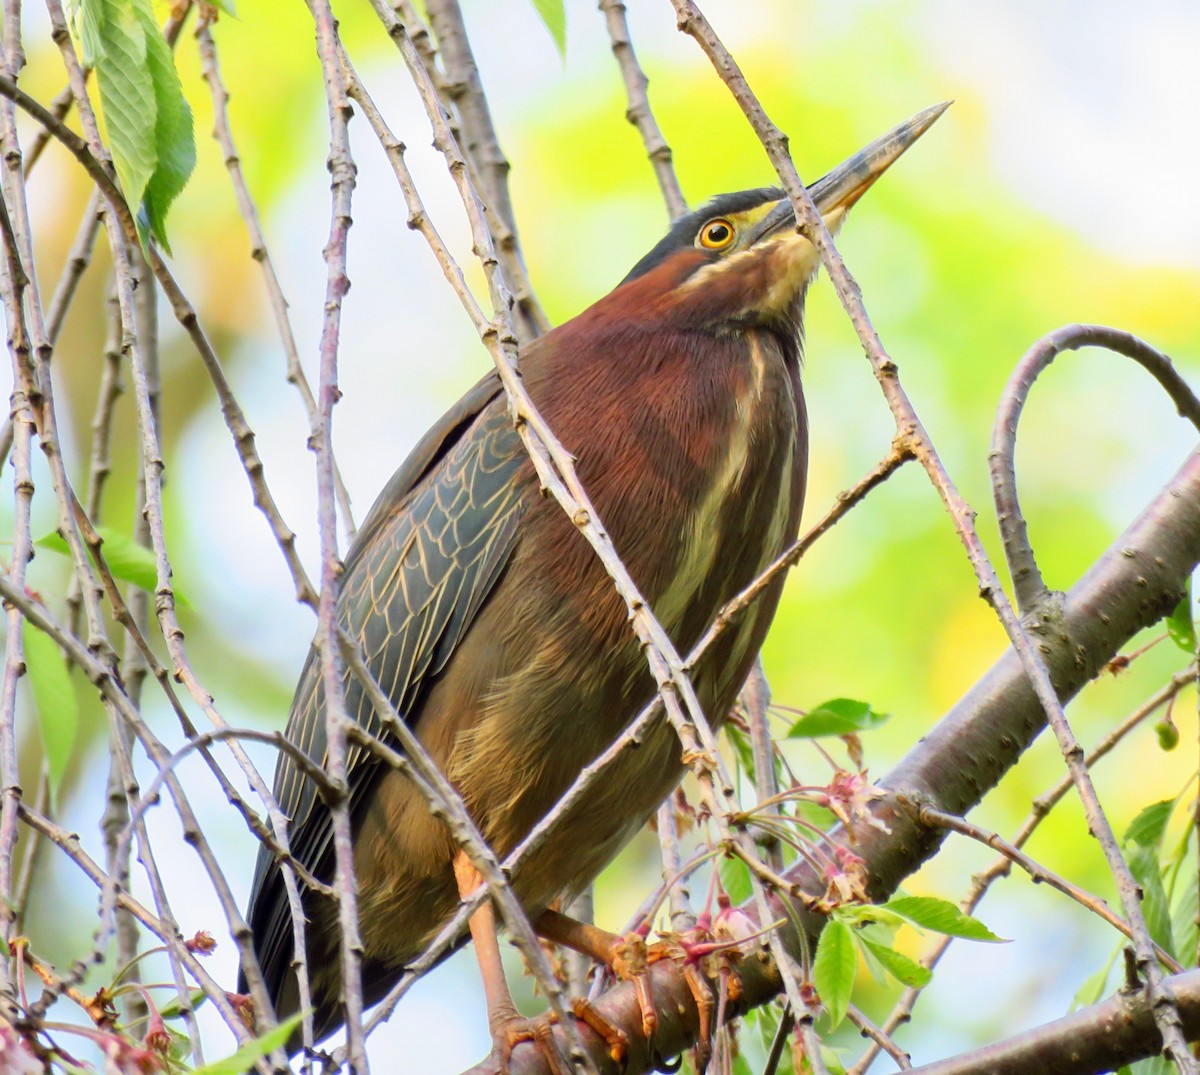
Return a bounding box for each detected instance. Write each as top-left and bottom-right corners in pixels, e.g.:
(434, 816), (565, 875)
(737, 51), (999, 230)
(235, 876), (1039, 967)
(472, 443), (1200, 1073)
(902, 966), (1200, 1075)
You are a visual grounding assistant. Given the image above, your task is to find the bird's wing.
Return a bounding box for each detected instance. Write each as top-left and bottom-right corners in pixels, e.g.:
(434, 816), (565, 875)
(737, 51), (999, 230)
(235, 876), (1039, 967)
(244, 370), (530, 1001)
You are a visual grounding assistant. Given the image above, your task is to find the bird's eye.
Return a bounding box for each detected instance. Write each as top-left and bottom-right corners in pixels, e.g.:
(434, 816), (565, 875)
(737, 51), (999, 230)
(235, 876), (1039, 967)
(697, 218), (735, 250)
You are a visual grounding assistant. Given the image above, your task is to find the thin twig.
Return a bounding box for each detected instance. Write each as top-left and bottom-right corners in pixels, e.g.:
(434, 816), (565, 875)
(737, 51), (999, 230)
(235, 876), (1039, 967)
(194, 19), (356, 541)
(846, 1004), (910, 1071)
(597, 0), (687, 221)
(917, 803), (1183, 973)
(298, 0), (367, 1066)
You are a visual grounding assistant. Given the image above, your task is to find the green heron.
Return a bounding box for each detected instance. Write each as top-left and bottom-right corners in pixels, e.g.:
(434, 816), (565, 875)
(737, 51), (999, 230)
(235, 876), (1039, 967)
(241, 103), (945, 1062)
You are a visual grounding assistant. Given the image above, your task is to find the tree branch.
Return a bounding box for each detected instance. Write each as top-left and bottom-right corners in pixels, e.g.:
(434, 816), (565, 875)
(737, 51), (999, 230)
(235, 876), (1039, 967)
(470, 443), (1200, 1073)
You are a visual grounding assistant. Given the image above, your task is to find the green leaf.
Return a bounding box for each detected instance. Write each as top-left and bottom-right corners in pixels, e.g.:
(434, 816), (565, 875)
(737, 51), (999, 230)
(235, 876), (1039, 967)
(70, 0), (106, 66)
(1071, 951), (1116, 1010)
(1167, 585), (1196, 653)
(21, 623), (78, 791)
(731, 1054), (755, 1075)
(138, 0), (195, 251)
(719, 854), (752, 906)
(530, 0), (566, 59)
(1127, 844), (1175, 956)
(75, 0), (194, 251)
(724, 721), (755, 779)
(1170, 854), (1197, 966)
(882, 896), (1006, 942)
(812, 919), (856, 1030)
(859, 938), (931, 988)
(158, 988), (207, 1020)
(839, 904), (906, 932)
(1130, 1056), (1175, 1075)
(84, 0), (155, 218)
(1124, 800), (1175, 849)
(786, 698), (890, 739)
(36, 526), (188, 605)
(190, 1013), (303, 1075)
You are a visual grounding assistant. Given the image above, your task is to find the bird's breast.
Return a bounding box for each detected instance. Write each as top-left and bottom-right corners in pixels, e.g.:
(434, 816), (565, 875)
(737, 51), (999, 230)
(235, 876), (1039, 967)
(643, 327), (803, 644)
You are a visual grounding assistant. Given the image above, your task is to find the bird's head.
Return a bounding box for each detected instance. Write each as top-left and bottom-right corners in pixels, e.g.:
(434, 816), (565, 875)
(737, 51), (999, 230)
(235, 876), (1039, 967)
(616, 102), (949, 336)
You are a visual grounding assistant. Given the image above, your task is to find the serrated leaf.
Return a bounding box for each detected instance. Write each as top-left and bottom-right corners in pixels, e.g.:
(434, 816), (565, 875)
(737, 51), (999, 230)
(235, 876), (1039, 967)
(21, 623), (78, 790)
(190, 1013), (303, 1075)
(860, 939), (931, 988)
(137, 0), (194, 251)
(85, 0), (155, 216)
(719, 854), (752, 906)
(812, 919), (856, 1030)
(1124, 799), (1174, 849)
(1167, 584), (1196, 653)
(882, 895), (1005, 942)
(36, 526), (188, 606)
(786, 698), (890, 739)
(530, 0), (565, 59)
(1127, 844), (1175, 956)
(75, 0), (194, 251)
(71, 0), (106, 66)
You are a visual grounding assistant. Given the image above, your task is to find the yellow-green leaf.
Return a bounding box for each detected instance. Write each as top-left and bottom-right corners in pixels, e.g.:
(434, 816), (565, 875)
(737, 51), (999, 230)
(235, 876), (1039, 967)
(860, 938), (931, 988)
(1167, 585), (1196, 653)
(21, 622), (78, 792)
(813, 918), (855, 1030)
(190, 1013), (303, 1075)
(36, 526), (188, 606)
(530, 0), (566, 59)
(74, 0), (194, 251)
(882, 895), (1005, 942)
(787, 698), (890, 738)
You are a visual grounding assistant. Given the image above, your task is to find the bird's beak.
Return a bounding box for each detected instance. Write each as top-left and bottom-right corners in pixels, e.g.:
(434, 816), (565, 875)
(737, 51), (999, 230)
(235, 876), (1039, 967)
(750, 101), (950, 244)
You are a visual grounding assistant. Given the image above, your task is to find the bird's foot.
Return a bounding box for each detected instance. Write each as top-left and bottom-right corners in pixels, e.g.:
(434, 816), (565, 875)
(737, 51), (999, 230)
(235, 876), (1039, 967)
(650, 919), (751, 1071)
(489, 1005), (566, 1075)
(606, 931), (659, 1042)
(571, 998), (629, 1067)
(491, 1000), (628, 1074)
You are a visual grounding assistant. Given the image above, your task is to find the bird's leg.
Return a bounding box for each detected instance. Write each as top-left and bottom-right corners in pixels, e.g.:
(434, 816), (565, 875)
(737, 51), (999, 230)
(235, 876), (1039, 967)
(454, 854), (592, 1075)
(534, 907), (657, 1041)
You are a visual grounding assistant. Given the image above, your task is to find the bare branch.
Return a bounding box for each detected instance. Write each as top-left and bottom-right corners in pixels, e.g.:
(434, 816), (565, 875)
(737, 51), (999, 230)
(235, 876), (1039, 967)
(423, 0), (550, 341)
(990, 323), (1200, 612)
(597, 0), (687, 221)
(917, 804), (1182, 973)
(901, 966), (1200, 1075)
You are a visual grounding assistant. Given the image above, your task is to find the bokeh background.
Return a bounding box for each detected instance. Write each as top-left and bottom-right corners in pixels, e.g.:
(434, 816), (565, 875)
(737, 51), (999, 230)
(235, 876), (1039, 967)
(11, 0), (1200, 1070)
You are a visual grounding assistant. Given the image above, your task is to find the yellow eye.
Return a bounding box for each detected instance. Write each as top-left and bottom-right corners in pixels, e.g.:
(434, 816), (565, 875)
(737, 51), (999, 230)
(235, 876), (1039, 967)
(698, 218), (736, 250)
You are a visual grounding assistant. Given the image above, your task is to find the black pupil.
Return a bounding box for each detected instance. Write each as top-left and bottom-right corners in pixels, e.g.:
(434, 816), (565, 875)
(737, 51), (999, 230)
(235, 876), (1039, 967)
(707, 223), (730, 244)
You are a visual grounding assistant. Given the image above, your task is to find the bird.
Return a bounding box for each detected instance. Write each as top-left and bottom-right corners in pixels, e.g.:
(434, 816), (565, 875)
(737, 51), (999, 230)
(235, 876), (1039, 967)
(240, 102), (947, 1064)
